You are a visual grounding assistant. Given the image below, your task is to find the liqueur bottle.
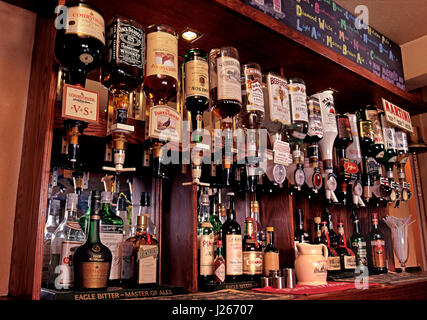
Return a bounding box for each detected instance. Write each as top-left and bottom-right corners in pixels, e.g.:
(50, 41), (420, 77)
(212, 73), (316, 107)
(294, 209), (310, 254)
(238, 63), (265, 129)
(73, 191), (112, 290)
(395, 129), (412, 202)
(222, 192), (243, 282)
(242, 218), (263, 282)
(336, 222), (356, 273)
(199, 194), (215, 286)
(127, 214), (159, 286)
(214, 240), (226, 284)
(263, 227), (280, 276)
(102, 16), (145, 124)
(320, 221), (341, 275)
(335, 114), (353, 205)
(350, 210), (368, 271)
(99, 191), (124, 285)
(368, 213), (387, 274)
(142, 24), (180, 179)
(48, 193), (85, 289)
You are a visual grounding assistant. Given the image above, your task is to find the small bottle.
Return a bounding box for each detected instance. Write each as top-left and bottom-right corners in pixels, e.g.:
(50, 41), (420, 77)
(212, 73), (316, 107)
(263, 227), (279, 276)
(214, 240), (226, 284)
(368, 213), (387, 274)
(336, 222), (356, 272)
(313, 217), (322, 244)
(350, 211), (368, 271)
(73, 191), (112, 290)
(242, 218), (263, 281)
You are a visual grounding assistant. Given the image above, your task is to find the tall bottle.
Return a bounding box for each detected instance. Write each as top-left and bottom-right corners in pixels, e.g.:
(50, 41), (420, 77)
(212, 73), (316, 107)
(359, 105), (385, 159)
(143, 24), (180, 179)
(209, 192), (222, 250)
(336, 222), (356, 272)
(184, 48), (209, 142)
(263, 227), (280, 276)
(238, 63), (265, 129)
(43, 199), (61, 286)
(49, 193), (86, 289)
(102, 16), (145, 124)
(335, 114), (353, 205)
(379, 111), (397, 179)
(294, 209), (310, 254)
(242, 218), (263, 281)
(99, 191), (123, 285)
(350, 210), (368, 270)
(222, 192), (243, 282)
(287, 78), (308, 142)
(368, 213), (387, 274)
(395, 129), (412, 201)
(118, 196), (133, 284)
(251, 200), (266, 250)
(320, 221), (341, 274)
(73, 191), (112, 290)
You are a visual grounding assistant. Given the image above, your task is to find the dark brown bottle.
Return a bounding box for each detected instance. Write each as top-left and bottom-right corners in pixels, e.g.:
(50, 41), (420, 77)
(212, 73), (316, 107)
(335, 114), (353, 205)
(73, 191), (112, 290)
(242, 218), (262, 281)
(368, 213), (388, 274)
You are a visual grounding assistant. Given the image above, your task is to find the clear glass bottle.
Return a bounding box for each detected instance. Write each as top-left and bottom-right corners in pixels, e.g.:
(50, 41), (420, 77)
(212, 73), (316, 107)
(42, 199), (61, 286)
(49, 193), (86, 289)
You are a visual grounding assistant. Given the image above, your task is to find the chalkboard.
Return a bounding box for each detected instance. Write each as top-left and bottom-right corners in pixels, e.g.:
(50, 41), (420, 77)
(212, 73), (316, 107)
(244, 0), (406, 90)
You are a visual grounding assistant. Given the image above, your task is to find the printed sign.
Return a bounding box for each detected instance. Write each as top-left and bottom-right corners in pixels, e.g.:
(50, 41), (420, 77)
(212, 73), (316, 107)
(382, 98), (412, 132)
(62, 84), (99, 123)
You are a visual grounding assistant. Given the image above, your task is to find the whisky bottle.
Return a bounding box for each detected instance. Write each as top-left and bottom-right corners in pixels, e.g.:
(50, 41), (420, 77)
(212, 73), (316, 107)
(357, 115), (376, 202)
(238, 63), (265, 129)
(263, 227), (279, 276)
(350, 210), (368, 270)
(209, 47), (242, 119)
(336, 222), (356, 273)
(379, 111), (397, 179)
(287, 77), (308, 142)
(335, 114), (353, 205)
(118, 196), (133, 284)
(359, 105), (385, 159)
(98, 191), (123, 285)
(49, 193), (86, 289)
(73, 191), (112, 290)
(242, 218), (263, 281)
(251, 201), (266, 250)
(214, 240), (226, 284)
(102, 16), (145, 124)
(222, 193), (243, 282)
(184, 48), (209, 142)
(368, 213), (387, 274)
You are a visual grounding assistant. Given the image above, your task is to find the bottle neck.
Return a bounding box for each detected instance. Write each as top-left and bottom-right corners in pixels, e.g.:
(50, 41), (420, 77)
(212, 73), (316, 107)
(353, 218), (361, 235)
(227, 197), (236, 221)
(245, 222), (255, 238)
(118, 210), (131, 236)
(216, 246), (223, 257)
(267, 230), (274, 245)
(88, 216), (101, 244)
(296, 210), (304, 230)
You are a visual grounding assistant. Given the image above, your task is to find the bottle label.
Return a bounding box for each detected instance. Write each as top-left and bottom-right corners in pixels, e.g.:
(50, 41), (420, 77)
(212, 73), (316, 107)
(65, 6), (105, 45)
(75, 262), (110, 289)
(365, 157), (379, 176)
(146, 31), (178, 80)
(352, 241), (368, 266)
(149, 105), (182, 142)
(100, 226), (124, 281)
(264, 251), (279, 276)
(346, 114), (362, 163)
(381, 114), (397, 153)
(307, 98), (323, 139)
(225, 234), (243, 275)
(327, 256), (341, 271)
(215, 261), (226, 282)
(137, 245), (158, 284)
(244, 68), (264, 112)
(184, 58), (209, 99)
(267, 74), (291, 125)
(120, 241), (133, 280)
(200, 234), (215, 276)
(343, 255), (357, 270)
(318, 93), (337, 133)
(365, 110), (385, 145)
(359, 121), (374, 140)
(273, 140), (292, 166)
(109, 21), (144, 68)
(395, 131), (408, 152)
(243, 251), (263, 275)
(217, 56), (241, 102)
(371, 239), (386, 268)
(289, 83), (308, 122)
(58, 240), (83, 287)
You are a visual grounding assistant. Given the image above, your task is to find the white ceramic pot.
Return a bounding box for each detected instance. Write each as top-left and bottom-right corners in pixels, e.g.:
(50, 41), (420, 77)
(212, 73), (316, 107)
(295, 243), (328, 285)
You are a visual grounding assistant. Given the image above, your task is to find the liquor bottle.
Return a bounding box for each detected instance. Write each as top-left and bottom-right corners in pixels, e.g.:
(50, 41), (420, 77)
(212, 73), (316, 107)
(118, 196), (133, 284)
(127, 214), (159, 286)
(287, 77), (308, 142)
(294, 209), (310, 253)
(395, 129), (412, 202)
(242, 218), (263, 281)
(264, 227), (279, 276)
(139, 192), (156, 237)
(199, 193), (215, 286)
(214, 240), (226, 284)
(336, 222), (356, 272)
(99, 191), (124, 285)
(368, 213), (387, 274)
(48, 193), (86, 289)
(209, 192), (222, 250)
(220, 204), (227, 225)
(43, 199), (61, 286)
(322, 206), (338, 249)
(320, 221), (341, 275)
(73, 191), (112, 290)
(184, 48), (209, 142)
(142, 24), (180, 179)
(315, 90), (338, 203)
(102, 16), (145, 124)
(379, 111), (397, 179)
(238, 63), (265, 129)
(350, 210), (368, 270)
(358, 105), (385, 159)
(251, 201), (266, 250)
(222, 192), (243, 282)
(209, 46), (242, 119)
(313, 216), (322, 244)
(335, 114), (353, 205)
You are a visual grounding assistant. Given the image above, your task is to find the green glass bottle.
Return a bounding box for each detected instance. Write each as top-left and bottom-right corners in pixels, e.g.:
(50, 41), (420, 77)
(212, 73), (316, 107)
(350, 210), (368, 271)
(209, 192), (222, 250)
(73, 191), (112, 290)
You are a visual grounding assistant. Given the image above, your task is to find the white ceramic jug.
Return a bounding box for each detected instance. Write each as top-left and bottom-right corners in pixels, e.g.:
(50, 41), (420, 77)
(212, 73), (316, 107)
(295, 243), (328, 285)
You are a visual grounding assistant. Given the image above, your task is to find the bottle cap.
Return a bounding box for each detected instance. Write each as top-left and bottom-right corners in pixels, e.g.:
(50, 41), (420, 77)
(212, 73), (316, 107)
(140, 192), (151, 207)
(118, 196), (127, 211)
(217, 240), (223, 247)
(91, 190), (101, 199)
(245, 217), (254, 222)
(267, 227), (274, 232)
(137, 214), (147, 228)
(314, 217), (321, 223)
